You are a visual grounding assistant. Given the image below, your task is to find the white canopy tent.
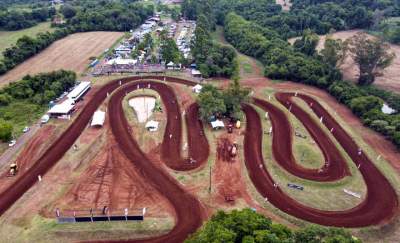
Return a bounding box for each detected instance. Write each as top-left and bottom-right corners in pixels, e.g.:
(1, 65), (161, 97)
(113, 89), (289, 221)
(91, 110), (106, 127)
(192, 84), (203, 93)
(211, 119), (224, 129)
(107, 58), (137, 65)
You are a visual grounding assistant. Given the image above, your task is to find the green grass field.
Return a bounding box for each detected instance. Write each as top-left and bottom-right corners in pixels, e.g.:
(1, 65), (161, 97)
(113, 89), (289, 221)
(0, 100), (47, 137)
(0, 22), (54, 57)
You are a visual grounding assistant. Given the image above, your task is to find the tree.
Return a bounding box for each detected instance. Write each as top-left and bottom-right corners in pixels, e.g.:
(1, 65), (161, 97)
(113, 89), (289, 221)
(320, 35), (347, 68)
(293, 29), (320, 56)
(160, 38), (182, 64)
(223, 79), (250, 120)
(197, 85), (226, 121)
(394, 132), (400, 146)
(349, 96), (383, 116)
(347, 33), (395, 85)
(61, 4), (77, 19)
(186, 209), (359, 243)
(0, 94), (12, 106)
(0, 120), (13, 142)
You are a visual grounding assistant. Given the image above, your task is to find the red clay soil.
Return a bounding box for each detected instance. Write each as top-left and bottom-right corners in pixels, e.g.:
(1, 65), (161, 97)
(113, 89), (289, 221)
(254, 97), (350, 181)
(0, 75), (398, 242)
(0, 76), (209, 243)
(54, 132), (174, 218)
(217, 138), (235, 163)
(244, 95), (398, 227)
(0, 125), (55, 193)
(159, 85), (209, 170)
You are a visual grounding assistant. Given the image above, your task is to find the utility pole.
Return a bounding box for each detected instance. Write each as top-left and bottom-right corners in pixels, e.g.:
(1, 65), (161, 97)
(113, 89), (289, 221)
(208, 161), (212, 193)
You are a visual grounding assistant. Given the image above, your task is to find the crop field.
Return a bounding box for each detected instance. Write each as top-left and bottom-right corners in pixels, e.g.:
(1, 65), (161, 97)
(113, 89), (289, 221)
(0, 31), (124, 87)
(0, 22), (53, 58)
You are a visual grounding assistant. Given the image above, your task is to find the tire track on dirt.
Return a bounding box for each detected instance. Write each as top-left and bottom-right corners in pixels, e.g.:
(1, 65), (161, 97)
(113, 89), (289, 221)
(244, 93), (397, 227)
(253, 97), (349, 181)
(0, 76), (208, 243)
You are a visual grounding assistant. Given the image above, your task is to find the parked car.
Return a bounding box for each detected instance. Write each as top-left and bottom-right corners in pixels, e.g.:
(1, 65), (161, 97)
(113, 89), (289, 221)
(22, 127), (30, 133)
(8, 140), (16, 147)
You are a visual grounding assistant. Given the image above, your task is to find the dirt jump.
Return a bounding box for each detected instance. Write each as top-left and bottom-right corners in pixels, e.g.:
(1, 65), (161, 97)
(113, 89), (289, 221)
(0, 76), (398, 242)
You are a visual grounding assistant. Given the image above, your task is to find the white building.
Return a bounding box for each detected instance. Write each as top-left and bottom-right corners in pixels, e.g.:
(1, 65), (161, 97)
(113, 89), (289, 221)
(47, 99), (75, 118)
(68, 81), (91, 102)
(107, 58), (138, 66)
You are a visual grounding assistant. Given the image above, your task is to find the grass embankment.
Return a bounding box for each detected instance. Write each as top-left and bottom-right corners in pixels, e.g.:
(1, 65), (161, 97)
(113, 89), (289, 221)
(0, 215), (173, 243)
(0, 22), (54, 58)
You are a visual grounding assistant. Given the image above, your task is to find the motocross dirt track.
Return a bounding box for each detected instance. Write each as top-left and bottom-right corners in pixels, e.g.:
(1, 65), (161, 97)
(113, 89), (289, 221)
(0, 76), (397, 242)
(244, 93), (397, 227)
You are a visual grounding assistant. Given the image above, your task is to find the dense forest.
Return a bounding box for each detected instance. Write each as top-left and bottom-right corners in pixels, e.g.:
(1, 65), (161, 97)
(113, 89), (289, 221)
(183, 0), (400, 148)
(185, 0), (400, 39)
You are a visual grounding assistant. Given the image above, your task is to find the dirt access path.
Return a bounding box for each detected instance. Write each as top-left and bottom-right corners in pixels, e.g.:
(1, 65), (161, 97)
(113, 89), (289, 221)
(0, 32), (123, 87)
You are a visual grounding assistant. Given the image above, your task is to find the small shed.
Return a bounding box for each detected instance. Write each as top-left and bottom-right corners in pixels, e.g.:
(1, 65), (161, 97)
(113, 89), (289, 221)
(192, 84), (203, 94)
(91, 110), (106, 127)
(145, 120), (159, 132)
(211, 120), (225, 130)
(191, 69), (202, 78)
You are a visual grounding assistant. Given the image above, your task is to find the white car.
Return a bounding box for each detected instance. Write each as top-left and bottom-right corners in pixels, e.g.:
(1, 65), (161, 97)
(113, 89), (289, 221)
(8, 140), (16, 147)
(23, 127), (30, 133)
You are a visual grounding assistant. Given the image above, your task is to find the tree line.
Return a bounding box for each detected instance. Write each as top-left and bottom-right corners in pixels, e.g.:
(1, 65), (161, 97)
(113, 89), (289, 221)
(0, 7), (55, 30)
(61, 0), (154, 32)
(186, 208), (360, 243)
(0, 70), (76, 142)
(188, 0), (238, 78)
(0, 28), (72, 75)
(211, 0), (398, 39)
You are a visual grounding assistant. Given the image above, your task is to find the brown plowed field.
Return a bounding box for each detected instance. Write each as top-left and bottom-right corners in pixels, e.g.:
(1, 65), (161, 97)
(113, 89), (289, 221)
(0, 76), (398, 242)
(0, 32), (123, 87)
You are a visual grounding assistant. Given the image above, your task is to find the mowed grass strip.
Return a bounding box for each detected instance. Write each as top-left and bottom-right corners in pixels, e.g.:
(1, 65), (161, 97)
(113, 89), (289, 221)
(0, 22), (54, 58)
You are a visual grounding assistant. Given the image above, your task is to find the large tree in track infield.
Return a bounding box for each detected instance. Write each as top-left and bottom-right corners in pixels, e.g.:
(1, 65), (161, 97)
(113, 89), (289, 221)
(346, 33), (395, 85)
